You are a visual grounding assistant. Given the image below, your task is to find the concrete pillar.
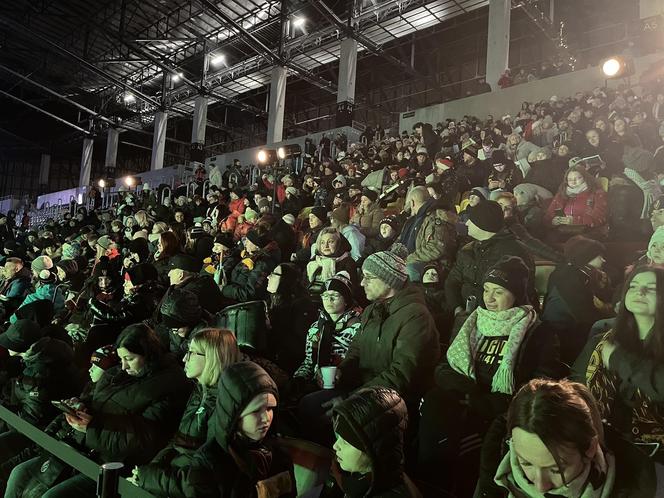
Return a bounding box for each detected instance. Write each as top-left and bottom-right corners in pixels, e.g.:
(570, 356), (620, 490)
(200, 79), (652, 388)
(105, 128), (120, 177)
(641, 0), (663, 18)
(151, 111), (168, 171)
(266, 66), (287, 145)
(191, 95), (208, 163)
(337, 38), (358, 127)
(78, 138), (94, 188)
(485, 0), (511, 90)
(39, 153), (50, 187)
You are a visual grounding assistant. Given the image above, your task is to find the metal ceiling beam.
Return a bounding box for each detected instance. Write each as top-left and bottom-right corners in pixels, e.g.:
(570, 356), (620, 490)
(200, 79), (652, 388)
(68, 11), (267, 116)
(197, 0), (337, 93)
(0, 89), (90, 135)
(0, 17), (170, 113)
(308, 0), (426, 78)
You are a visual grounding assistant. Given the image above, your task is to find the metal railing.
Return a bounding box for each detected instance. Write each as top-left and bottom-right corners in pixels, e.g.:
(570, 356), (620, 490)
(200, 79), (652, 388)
(0, 404), (155, 498)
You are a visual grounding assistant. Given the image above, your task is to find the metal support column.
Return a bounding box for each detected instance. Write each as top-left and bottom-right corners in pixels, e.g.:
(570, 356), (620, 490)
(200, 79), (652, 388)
(266, 66), (287, 145)
(336, 38), (358, 127)
(485, 0), (511, 90)
(191, 95), (208, 164)
(151, 111), (168, 171)
(39, 153), (50, 190)
(79, 138), (94, 188)
(104, 128), (120, 178)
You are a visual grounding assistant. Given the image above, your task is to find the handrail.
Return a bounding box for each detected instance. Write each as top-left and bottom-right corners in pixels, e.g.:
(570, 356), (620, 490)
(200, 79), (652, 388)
(0, 404), (155, 498)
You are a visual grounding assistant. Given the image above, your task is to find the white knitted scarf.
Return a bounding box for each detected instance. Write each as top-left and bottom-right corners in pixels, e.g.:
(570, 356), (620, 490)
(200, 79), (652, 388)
(446, 306), (537, 394)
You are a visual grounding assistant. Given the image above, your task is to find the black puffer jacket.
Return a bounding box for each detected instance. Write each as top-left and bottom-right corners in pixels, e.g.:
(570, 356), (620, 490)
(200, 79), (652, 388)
(177, 362), (295, 498)
(222, 242), (281, 303)
(83, 356), (192, 467)
(3, 335), (85, 428)
(444, 230), (536, 312)
(332, 387), (420, 497)
(137, 384), (218, 497)
(89, 281), (166, 328)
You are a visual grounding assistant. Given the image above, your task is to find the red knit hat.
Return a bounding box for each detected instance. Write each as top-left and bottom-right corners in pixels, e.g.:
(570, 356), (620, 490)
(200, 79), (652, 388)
(90, 345), (119, 371)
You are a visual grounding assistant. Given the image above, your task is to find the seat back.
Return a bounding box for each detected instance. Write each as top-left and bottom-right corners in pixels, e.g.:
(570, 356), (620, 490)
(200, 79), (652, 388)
(214, 300), (268, 353)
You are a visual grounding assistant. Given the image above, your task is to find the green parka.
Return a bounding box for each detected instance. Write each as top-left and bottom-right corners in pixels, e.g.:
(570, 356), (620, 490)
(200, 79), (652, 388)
(338, 286), (440, 401)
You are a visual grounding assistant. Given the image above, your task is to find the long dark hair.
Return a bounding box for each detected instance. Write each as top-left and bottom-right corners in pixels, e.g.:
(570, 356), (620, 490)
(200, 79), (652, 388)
(116, 323), (165, 366)
(613, 265), (664, 362)
(158, 231), (180, 260)
(507, 379), (603, 484)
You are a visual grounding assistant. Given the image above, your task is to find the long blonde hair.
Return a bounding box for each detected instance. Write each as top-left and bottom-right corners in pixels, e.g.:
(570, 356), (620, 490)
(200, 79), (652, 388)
(189, 328), (240, 387)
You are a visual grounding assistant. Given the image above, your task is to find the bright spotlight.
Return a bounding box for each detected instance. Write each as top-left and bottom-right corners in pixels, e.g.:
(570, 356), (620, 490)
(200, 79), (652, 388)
(172, 72), (183, 82)
(602, 58), (621, 78)
(257, 149), (277, 165)
(123, 93), (135, 104)
(293, 17), (306, 28)
(124, 176), (136, 187)
(277, 144), (302, 160)
(211, 53), (226, 66)
(98, 179), (106, 188)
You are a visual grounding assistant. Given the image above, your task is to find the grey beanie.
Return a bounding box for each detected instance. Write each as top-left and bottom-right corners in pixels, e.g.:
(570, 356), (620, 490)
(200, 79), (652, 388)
(362, 251), (408, 290)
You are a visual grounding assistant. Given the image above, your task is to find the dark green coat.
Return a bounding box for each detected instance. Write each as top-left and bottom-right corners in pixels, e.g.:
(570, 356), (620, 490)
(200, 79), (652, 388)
(138, 384), (217, 497)
(444, 230), (535, 312)
(339, 286), (440, 401)
(84, 357), (192, 467)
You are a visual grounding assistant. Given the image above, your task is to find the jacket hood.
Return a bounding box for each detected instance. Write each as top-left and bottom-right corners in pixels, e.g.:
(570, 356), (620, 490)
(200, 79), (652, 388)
(333, 387), (408, 493)
(212, 361), (278, 451)
(25, 336), (75, 366)
(387, 285), (427, 313)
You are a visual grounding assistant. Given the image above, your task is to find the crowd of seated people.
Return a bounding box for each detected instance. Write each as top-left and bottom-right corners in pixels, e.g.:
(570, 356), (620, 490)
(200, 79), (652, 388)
(0, 81), (662, 498)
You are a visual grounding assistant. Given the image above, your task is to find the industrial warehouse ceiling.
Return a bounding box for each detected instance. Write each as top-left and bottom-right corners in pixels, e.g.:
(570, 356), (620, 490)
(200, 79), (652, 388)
(0, 0), (496, 150)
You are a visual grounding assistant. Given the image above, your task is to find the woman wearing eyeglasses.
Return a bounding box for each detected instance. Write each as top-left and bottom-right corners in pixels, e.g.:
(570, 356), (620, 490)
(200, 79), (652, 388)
(130, 328), (240, 496)
(572, 266), (664, 465)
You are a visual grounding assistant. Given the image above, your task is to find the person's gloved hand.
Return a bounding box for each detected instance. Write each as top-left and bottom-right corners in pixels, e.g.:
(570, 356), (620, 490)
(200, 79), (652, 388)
(321, 396), (344, 417)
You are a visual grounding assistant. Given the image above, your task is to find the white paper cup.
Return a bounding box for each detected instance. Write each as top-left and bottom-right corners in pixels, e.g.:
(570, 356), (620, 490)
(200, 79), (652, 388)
(320, 366), (338, 389)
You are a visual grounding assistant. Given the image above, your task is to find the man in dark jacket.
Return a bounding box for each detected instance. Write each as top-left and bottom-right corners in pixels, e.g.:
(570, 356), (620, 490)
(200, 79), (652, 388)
(399, 186), (457, 282)
(167, 253), (223, 315)
(0, 258), (31, 320)
(220, 227), (281, 304)
(157, 288), (207, 360)
(445, 201), (536, 316)
(338, 250), (440, 403)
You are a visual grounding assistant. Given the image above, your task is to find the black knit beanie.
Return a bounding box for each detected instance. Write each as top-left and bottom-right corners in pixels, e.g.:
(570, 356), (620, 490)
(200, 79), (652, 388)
(564, 235), (605, 267)
(483, 256), (530, 306)
(467, 200), (504, 233)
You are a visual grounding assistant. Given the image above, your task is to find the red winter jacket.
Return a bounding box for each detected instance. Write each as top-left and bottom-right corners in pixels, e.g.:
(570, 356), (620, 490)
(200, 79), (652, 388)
(544, 188), (608, 228)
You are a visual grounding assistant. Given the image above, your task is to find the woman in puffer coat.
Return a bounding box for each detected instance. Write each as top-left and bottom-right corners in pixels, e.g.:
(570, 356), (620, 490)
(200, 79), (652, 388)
(131, 328), (240, 497)
(19, 324), (192, 497)
(173, 362), (296, 498)
(306, 227), (358, 297)
(544, 165), (608, 242)
(330, 386), (421, 497)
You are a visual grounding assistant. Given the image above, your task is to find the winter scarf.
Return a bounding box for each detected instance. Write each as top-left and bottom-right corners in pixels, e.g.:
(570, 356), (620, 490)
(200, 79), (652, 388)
(566, 182), (589, 197)
(623, 167), (662, 218)
(306, 253), (350, 283)
(585, 331), (664, 445)
(446, 306), (537, 394)
(494, 441), (615, 498)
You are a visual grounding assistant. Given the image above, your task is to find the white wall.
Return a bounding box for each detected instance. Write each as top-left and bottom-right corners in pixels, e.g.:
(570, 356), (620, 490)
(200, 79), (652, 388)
(204, 125), (363, 169)
(399, 53), (664, 132)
